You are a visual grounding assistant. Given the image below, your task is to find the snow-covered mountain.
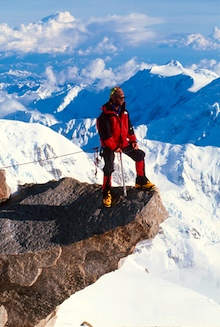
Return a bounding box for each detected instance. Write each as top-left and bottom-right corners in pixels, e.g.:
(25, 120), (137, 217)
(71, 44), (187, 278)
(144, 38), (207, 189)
(0, 120), (99, 194)
(0, 59), (220, 326)
(1, 60), (220, 150)
(0, 117), (220, 326)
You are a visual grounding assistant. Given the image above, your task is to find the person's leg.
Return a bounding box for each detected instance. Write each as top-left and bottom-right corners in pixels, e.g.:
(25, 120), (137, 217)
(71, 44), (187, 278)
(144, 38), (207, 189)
(102, 148), (114, 206)
(123, 145), (155, 188)
(102, 175), (112, 195)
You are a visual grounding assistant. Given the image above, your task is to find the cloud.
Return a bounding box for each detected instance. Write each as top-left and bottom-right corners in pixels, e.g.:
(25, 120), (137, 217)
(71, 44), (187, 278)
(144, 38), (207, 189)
(86, 13), (162, 46)
(0, 11), (162, 55)
(54, 57), (152, 90)
(211, 26), (220, 41)
(77, 37), (118, 56)
(0, 11), (87, 54)
(0, 92), (26, 118)
(58, 58), (116, 87)
(107, 58), (152, 86)
(162, 26), (220, 51)
(1, 10), (220, 59)
(44, 66), (57, 87)
(188, 59), (220, 76)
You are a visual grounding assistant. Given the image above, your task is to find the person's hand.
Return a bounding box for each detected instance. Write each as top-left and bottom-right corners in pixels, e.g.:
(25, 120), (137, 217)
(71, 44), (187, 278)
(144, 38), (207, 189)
(132, 142), (139, 150)
(115, 147), (122, 153)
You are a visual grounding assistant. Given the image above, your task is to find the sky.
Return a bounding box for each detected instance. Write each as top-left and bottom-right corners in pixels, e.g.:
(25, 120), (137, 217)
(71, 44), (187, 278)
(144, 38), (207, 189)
(1, 0), (220, 35)
(0, 0), (220, 69)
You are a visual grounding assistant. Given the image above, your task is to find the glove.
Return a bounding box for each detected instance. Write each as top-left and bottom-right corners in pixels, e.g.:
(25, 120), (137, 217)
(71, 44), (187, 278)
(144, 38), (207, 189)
(131, 142), (138, 150)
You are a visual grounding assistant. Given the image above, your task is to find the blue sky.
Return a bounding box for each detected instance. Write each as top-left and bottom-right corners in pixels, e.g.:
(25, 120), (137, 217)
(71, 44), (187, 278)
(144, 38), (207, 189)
(0, 0), (220, 75)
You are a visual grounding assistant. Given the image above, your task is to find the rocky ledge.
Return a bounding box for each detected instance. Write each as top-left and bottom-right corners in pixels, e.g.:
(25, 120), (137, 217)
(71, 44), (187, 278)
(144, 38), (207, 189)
(0, 177), (168, 327)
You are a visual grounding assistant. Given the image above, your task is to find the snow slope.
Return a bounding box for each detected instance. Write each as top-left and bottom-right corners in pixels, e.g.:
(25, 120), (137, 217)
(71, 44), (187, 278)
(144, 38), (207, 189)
(0, 120), (99, 193)
(54, 258), (220, 327)
(1, 119), (220, 327)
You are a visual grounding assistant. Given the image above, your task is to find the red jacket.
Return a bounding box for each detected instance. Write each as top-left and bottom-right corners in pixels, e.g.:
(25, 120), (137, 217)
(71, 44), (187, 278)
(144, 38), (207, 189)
(97, 101), (137, 151)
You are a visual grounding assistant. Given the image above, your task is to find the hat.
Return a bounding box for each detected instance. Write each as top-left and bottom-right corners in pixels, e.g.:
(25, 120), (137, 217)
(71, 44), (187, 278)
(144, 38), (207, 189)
(110, 86), (121, 98)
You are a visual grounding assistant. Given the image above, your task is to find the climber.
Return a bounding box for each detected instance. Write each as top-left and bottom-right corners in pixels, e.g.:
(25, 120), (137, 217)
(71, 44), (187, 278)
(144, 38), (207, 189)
(97, 86), (155, 208)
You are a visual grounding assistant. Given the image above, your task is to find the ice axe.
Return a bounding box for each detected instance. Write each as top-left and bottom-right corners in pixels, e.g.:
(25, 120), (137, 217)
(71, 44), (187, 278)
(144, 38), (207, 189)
(120, 152), (127, 197)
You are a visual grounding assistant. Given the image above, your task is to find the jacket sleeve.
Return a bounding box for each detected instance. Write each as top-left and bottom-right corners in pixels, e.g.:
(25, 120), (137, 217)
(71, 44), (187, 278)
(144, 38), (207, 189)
(97, 113), (118, 150)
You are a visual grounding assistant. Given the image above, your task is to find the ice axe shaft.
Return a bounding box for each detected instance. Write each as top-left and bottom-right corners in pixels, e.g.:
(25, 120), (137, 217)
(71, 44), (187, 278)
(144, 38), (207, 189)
(120, 152), (127, 197)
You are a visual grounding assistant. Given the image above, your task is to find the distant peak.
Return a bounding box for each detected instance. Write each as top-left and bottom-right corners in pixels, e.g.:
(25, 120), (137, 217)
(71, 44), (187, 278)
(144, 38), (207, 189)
(150, 59), (184, 77)
(41, 11), (75, 24)
(166, 60), (184, 70)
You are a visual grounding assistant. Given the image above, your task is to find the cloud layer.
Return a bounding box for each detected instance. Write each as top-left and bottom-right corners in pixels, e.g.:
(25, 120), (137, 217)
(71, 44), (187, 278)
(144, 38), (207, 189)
(42, 58), (152, 90)
(1, 11), (220, 93)
(1, 10), (219, 57)
(0, 11), (162, 55)
(162, 27), (220, 50)
(0, 11), (220, 56)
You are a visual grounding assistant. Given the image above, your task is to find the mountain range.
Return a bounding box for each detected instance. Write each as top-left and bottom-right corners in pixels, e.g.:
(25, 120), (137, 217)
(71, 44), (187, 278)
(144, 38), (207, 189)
(0, 59), (220, 326)
(1, 60), (220, 149)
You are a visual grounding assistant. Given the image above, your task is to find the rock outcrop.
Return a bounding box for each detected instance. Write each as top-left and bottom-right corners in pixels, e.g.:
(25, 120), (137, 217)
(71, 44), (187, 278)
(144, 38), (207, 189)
(0, 170), (11, 204)
(0, 177), (168, 327)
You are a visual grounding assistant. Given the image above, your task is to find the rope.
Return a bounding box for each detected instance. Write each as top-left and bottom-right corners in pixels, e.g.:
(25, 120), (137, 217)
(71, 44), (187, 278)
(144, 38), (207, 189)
(0, 147), (100, 170)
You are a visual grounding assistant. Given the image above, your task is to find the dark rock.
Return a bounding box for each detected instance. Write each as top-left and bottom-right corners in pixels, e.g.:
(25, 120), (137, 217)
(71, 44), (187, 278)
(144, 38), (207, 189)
(0, 177), (168, 327)
(0, 170), (11, 204)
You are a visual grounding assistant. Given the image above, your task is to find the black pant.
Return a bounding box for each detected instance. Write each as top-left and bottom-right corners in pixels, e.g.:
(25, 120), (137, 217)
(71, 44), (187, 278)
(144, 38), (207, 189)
(102, 145), (145, 176)
(102, 145), (147, 195)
